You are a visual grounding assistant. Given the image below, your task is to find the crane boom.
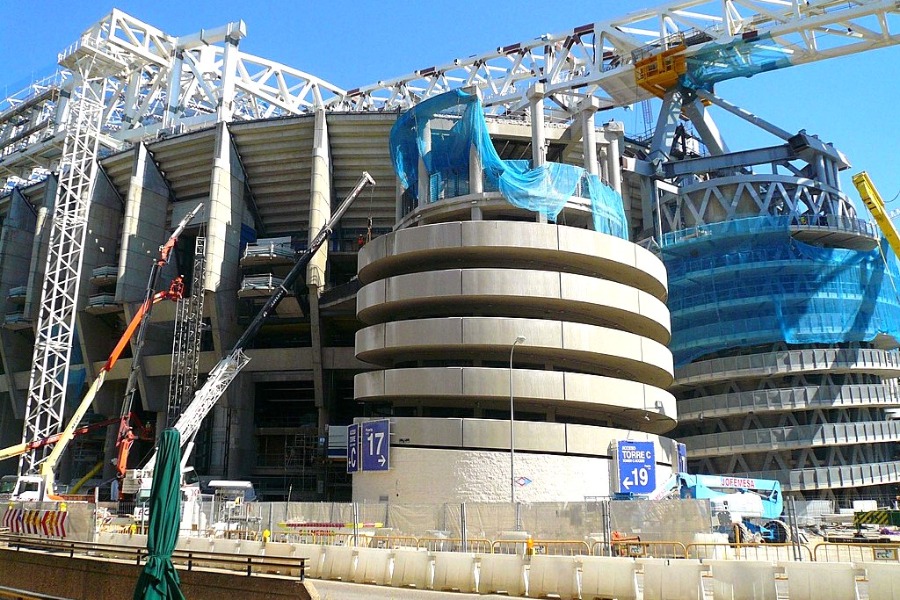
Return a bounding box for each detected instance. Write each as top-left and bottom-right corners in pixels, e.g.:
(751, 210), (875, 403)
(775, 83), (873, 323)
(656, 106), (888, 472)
(140, 172), (375, 474)
(852, 171), (900, 259)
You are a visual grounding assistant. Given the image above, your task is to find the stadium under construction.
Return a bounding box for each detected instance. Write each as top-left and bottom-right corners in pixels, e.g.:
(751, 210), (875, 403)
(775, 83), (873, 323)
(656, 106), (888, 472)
(0, 1), (899, 507)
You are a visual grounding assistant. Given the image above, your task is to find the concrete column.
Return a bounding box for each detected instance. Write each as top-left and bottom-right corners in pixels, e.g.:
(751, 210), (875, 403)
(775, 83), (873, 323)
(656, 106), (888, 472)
(580, 97), (601, 176)
(529, 83), (547, 168)
(308, 108), (331, 438)
(164, 51), (184, 129)
(603, 121), (624, 197)
(417, 120), (432, 206)
(205, 121), (250, 477)
(76, 168), (124, 382)
(0, 189), (40, 419)
(23, 177), (55, 325)
(218, 37), (240, 123)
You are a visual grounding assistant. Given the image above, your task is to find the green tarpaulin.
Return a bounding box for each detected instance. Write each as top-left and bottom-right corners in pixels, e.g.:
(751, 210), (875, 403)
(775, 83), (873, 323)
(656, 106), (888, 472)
(133, 429), (186, 600)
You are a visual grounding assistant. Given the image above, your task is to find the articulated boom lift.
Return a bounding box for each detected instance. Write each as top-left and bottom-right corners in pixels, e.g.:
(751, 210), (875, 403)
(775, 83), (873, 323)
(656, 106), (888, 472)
(0, 205), (202, 501)
(126, 172), (375, 494)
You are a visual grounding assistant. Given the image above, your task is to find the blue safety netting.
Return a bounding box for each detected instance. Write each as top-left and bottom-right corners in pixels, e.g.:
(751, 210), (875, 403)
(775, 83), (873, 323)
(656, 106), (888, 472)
(680, 33), (792, 92)
(663, 217), (900, 365)
(389, 89), (628, 239)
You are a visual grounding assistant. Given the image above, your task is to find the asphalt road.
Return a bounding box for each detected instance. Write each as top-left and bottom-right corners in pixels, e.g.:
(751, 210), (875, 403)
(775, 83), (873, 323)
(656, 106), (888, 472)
(311, 579), (517, 600)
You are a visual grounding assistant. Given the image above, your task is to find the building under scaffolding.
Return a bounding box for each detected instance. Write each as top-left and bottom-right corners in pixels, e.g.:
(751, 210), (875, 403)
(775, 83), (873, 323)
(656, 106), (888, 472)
(0, 2), (898, 505)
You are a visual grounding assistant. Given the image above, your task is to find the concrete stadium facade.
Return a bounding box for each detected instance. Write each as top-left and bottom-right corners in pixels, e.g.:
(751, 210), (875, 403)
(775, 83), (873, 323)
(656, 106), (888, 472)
(0, 111), (681, 502)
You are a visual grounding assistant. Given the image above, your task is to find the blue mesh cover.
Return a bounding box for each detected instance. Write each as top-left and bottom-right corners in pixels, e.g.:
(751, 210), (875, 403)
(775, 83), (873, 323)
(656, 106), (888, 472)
(681, 33), (792, 92)
(663, 218), (900, 365)
(389, 89), (628, 239)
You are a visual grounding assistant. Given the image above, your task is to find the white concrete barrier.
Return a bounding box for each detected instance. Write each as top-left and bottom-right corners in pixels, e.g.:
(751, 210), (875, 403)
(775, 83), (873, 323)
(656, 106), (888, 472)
(353, 547), (392, 585)
(293, 543), (325, 578)
(580, 556), (639, 600)
(527, 555), (579, 599)
(390, 548), (433, 589)
(320, 545), (356, 581)
(781, 561), (861, 600)
(212, 538), (239, 554)
(705, 559), (778, 600)
(178, 536), (215, 553)
(431, 551), (477, 593)
(643, 559), (708, 600)
(477, 553), (526, 596)
(861, 562), (900, 600)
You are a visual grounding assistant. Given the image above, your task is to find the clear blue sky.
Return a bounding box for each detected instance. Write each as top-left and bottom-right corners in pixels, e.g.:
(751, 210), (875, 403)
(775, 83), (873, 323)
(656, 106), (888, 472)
(2, 0), (899, 207)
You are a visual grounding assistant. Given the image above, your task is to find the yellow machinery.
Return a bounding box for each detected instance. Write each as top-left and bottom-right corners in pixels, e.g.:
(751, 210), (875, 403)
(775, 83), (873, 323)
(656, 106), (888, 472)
(852, 171), (900, 258)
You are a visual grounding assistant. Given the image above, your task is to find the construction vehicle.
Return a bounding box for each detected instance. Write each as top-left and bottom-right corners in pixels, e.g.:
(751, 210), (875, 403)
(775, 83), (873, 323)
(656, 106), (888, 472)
(0, 204), (202, 502)
(124, 172), (376, 498)
(852, 171), (900, 258)
(653, 472), (788, 543)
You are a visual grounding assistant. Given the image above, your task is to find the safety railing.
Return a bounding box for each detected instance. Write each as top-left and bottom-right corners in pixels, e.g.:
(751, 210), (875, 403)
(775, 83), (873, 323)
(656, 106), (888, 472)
(416, 537), (493, 553)
(814, 542), (900, 563)
(365, 535), (420, 549)
(0, 585), (71, 600)
(0, 534), (307, 579)
(491, 539), (591, 556)
(610, 539), (687, 559)
(686, 542), (811, 561)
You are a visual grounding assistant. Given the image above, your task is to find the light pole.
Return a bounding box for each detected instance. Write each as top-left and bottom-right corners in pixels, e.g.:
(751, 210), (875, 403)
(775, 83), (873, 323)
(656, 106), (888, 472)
(509, 335), (526, 512)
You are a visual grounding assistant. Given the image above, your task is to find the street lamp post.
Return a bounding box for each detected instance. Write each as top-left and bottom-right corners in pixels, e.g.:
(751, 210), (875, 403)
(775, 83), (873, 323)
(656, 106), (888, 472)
(509, 335), (526, 514)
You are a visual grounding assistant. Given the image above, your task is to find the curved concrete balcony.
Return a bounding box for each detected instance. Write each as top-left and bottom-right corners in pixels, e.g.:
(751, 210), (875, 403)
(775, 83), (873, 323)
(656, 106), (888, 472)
(358, 220), (667, 300)
(674, 347), (900, 388)
(387, 416), (678, 460)
(356, 317), (673, 389)
(354, 366), (677, 434)
(741, 460), (900, 493)
(6, 285), (26, 305)
(684, 420), (900, 458)
(357, 268), (671, 345)
(677, 383), (900, 421)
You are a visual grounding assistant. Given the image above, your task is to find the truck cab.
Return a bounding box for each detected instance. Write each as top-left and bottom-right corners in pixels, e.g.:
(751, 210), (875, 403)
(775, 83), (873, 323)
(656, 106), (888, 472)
(0, 474), (46, 502)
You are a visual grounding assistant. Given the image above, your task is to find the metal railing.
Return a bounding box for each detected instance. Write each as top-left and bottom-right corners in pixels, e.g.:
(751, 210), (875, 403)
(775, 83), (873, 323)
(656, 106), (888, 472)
(0, 534), (307, 579)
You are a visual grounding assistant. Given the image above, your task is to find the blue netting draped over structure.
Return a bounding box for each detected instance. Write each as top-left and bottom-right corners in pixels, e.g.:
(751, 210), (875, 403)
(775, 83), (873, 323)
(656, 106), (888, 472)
(663, 217), (900, 365)
(389, 89), (628, 239)
(680, 33), (792, 92)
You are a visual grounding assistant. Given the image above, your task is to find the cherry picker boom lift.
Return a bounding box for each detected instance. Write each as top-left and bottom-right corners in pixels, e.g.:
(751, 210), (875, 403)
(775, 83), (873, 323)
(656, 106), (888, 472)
(0, 204), (202, 502)
(126, 172), (376, 493)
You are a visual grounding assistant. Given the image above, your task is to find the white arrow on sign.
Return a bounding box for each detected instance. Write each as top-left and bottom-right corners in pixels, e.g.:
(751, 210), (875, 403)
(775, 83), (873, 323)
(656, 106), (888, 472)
(622, 476), (633, 490)
(378, 455), (386, 466)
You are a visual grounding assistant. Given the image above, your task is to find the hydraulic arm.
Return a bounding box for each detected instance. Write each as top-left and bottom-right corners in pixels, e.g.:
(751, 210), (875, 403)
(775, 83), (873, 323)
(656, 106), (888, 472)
(142, 172), (376, 473)
(852, 171), (900, 259)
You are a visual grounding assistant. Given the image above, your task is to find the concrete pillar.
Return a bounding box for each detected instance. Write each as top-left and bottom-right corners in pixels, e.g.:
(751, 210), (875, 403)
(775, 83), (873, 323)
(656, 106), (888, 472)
(23, 177), (55, 325)
(580, 97), (601, 176)
(76, 168), (124, 382)
(164, 51), (184, 129)
(308, 108), (331, 438)
(205, 121), (250, 477)
(528, 83), (547, 168)
(417, 120), (432, 206)
(603, 121), (624, 197)
(0, 189), (40, 420)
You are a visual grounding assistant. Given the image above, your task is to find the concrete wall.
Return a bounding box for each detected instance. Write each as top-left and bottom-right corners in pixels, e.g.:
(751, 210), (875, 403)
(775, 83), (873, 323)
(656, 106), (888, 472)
(0, 548), (317, 600)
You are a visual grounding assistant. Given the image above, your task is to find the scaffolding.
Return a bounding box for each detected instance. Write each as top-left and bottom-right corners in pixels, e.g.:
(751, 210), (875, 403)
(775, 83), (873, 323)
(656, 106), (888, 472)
(167, 236), (207, 427)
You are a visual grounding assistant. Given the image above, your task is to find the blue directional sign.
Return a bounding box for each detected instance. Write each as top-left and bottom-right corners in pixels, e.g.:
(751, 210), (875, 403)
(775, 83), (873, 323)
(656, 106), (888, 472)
(361, 419), (390, 472)
(616, 440), (656, 494)
(347, 423), (360, 473)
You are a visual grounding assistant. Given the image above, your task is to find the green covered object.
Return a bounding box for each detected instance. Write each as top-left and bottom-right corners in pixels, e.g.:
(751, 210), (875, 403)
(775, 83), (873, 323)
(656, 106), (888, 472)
(133, 429), (186, 600)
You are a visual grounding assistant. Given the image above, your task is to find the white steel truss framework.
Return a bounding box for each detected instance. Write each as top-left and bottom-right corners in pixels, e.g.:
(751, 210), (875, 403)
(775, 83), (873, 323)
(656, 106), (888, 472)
(18, 59), (108, 476)
(2, 0), (899, 178)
